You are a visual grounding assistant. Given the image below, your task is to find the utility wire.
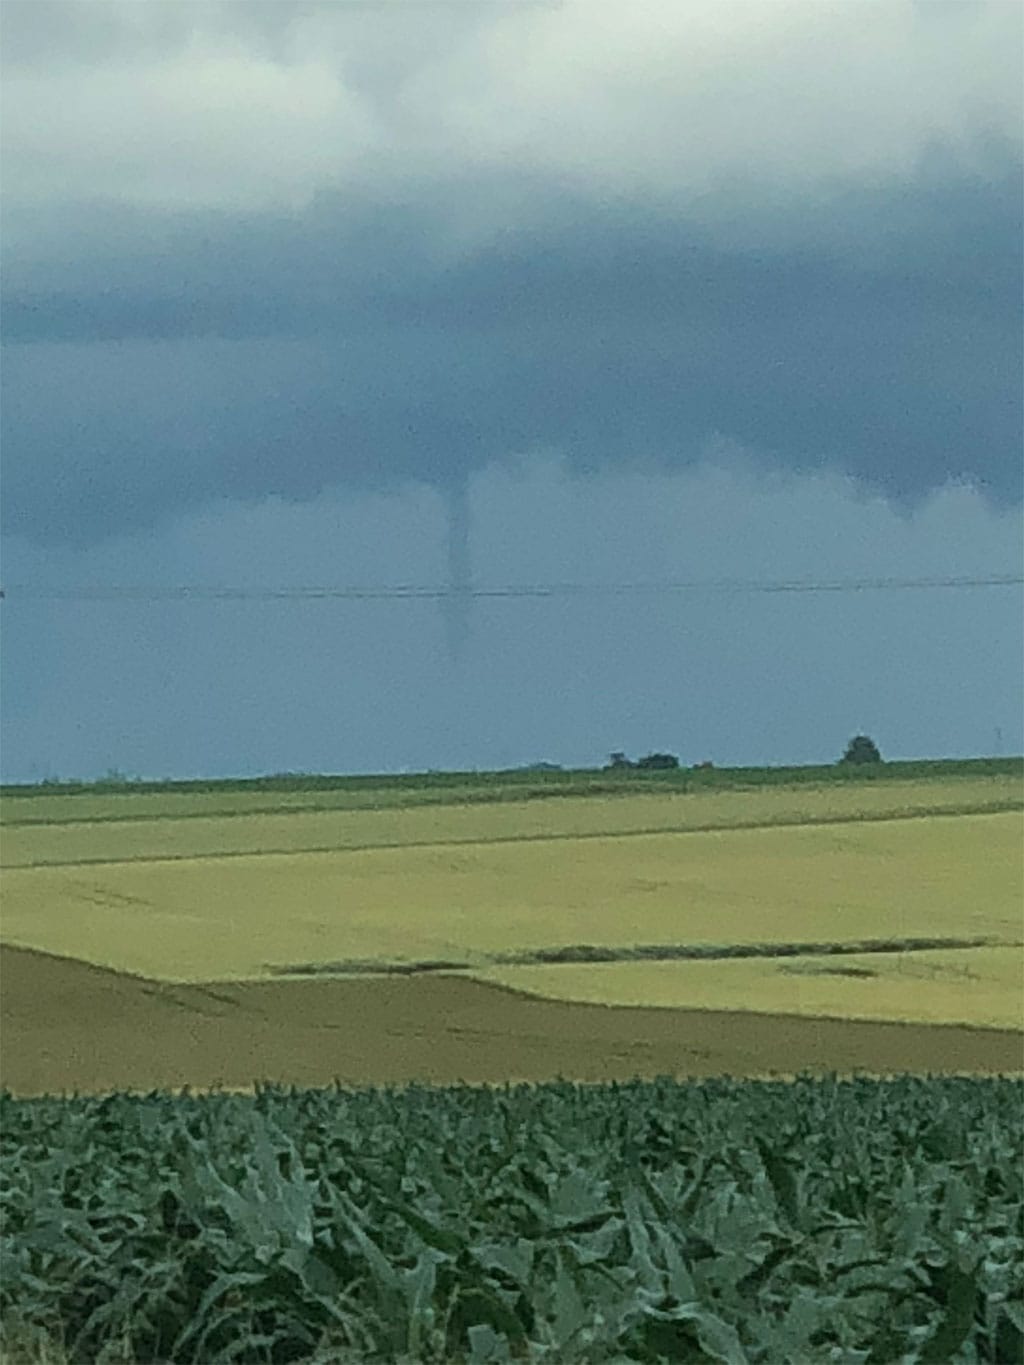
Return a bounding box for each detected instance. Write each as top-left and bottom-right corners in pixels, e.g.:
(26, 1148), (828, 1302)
(0, 574), (1021, 602)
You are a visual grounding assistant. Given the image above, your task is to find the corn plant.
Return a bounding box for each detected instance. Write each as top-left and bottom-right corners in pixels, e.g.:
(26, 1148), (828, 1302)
(1, 1075), (1021, 1363)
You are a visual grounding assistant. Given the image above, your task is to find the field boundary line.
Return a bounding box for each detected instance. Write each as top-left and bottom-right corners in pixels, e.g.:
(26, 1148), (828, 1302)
(3, 802), (1021, 871)
(4, 772), (1021, 827)
(449, 971), (1024, 1038)
(266, 934), (1022, 978)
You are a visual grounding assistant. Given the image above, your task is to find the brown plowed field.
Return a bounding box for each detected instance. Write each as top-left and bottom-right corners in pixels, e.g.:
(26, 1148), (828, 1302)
(2, 945), (1020, 1098)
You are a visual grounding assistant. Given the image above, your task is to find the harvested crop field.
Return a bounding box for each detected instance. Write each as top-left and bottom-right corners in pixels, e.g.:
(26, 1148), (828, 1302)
(2, 944), (1022, 1098)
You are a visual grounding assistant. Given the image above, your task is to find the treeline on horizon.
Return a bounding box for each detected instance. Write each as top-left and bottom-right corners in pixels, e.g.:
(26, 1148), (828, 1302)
(1, 755), (1020, 800)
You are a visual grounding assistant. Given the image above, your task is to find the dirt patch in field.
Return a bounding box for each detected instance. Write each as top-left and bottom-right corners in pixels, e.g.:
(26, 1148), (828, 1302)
(1, 944), (1020, 1098)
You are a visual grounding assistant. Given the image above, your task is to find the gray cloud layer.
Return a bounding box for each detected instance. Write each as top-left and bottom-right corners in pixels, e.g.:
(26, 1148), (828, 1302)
(1, 0), (1020, 546)
(4, 153), (1021, 545)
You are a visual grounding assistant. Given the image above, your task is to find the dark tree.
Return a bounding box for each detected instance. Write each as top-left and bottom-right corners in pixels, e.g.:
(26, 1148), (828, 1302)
(607, 752), (634, 770)
(840, 735), (882, 764)
(636, 752), (680, 770)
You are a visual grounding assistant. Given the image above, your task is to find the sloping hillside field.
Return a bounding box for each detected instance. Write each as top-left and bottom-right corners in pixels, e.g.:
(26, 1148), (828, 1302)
(1, 762), (1021, 1095)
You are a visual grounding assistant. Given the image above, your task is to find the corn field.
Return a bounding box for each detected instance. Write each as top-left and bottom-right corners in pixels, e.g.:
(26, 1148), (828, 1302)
(1, 1075), (1021, 1364)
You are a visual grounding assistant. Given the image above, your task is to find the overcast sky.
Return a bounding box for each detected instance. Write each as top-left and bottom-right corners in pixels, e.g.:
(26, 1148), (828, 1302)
(1, 0), (1021, 782)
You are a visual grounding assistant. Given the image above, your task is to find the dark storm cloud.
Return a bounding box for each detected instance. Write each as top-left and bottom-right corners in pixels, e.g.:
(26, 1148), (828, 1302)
(2, 151), (1020, 546)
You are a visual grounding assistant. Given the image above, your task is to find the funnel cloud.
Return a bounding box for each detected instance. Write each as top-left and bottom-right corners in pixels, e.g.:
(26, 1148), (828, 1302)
(443, 480), (473, 663)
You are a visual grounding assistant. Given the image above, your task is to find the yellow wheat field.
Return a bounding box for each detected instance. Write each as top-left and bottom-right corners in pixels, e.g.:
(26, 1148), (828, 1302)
(1, 811), (1019, 1000)
(2, 777), (1018, 869)
(477, 946), (1024, 1029)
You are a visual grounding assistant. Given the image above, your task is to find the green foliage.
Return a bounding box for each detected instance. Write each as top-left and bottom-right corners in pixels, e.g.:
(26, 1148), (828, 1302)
(840, 735), (883, 765)
(2, 754), (1020, 807)
(605, 753), (681, 771)
(2, 1075), (1021, 1363)
(635, 754), (680, 771)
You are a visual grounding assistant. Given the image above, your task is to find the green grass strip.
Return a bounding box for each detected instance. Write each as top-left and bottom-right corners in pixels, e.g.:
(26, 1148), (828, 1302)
(269, 934), (1015, 977)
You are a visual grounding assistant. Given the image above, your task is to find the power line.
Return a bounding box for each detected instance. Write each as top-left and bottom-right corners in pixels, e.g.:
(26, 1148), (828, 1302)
(0, 574), (1021, 602)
